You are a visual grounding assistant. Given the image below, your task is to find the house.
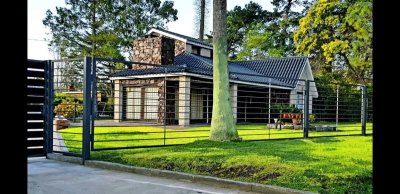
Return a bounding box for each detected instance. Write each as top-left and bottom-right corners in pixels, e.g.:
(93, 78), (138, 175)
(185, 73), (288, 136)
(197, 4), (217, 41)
(109, 28), (318, 126)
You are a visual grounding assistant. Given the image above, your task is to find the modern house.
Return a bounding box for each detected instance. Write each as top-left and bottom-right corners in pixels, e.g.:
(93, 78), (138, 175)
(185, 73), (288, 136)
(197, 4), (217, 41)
(110, 28), (318, 126)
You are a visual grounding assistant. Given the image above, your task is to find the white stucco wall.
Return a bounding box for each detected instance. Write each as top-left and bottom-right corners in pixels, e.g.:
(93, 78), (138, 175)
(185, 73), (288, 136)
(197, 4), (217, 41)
(289, 61), (318, 114)
(186, 44), (192, 53)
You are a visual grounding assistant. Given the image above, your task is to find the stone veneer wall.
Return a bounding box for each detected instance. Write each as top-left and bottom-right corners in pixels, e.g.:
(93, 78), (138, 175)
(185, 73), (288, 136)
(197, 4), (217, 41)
(175, 40), (186, 55)
(132, 34), (187, 70)
(132, 37), (175, 70)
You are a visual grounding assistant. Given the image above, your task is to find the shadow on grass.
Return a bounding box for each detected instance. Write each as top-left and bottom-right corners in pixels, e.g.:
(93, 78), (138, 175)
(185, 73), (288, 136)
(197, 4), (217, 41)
(308, 137), (343, 143)
(95, 131), (149, 135)
(89, 136), (372, 194)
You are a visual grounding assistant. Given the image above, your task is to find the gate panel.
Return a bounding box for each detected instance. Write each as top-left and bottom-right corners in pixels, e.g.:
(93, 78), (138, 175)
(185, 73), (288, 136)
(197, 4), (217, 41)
(27, 60), (46, 157)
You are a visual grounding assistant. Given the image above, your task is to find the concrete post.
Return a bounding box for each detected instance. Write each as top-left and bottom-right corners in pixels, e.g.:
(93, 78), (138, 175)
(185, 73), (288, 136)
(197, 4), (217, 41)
(230, 84), (238, 122)
(113, 80), (122, 122)
(179, 76), (190, 126)
(361, 85), (367, 135)
(303, 80), (310, 138)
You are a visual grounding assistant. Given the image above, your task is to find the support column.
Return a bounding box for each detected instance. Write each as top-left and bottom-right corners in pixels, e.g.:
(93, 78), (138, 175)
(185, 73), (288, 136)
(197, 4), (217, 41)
(113, 80), (122, 122)
(230, 84), (238, 122)
(179, 76), (190, 126)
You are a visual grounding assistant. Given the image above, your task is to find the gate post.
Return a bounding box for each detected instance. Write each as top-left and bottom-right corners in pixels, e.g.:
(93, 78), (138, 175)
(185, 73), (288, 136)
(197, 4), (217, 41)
(90, 58), (96, 151)
(303, 80), (310, 138)
(82, 57), (92, 163)
(45, 60), (54, 155)
(361, 85), (368, 135)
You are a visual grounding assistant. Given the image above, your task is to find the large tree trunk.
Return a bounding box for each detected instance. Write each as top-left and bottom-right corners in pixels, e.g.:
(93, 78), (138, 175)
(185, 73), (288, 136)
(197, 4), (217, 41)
(210, 0), (240, 141)
(199, 0), (205, 41)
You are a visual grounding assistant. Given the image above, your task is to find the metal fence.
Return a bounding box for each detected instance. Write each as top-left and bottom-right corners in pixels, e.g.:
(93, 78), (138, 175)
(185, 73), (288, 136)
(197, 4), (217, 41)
(44, 57), (373, 161)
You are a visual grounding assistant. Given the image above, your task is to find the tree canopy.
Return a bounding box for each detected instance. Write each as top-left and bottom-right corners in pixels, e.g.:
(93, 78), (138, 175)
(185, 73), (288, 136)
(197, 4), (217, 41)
(43, 0), (178, 60)
(235, 0), (312, 60)
(294, 0), (372, 84)
(227, 1), (270, 59)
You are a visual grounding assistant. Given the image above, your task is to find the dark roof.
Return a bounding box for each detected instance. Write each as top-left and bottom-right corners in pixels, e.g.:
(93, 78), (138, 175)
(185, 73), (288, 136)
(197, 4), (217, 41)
(232, 57), (308, 87)
(149, 28), (213, 48)
(110, 52), (308, 88)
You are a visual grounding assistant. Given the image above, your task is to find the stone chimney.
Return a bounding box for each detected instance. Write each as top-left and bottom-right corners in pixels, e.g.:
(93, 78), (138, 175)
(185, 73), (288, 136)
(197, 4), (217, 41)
(132, 36), (175, 70)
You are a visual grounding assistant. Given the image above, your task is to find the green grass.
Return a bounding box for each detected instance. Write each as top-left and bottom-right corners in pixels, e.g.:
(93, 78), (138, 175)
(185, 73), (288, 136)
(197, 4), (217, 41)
(90, 136), (372, 193)
(59, 122), (372, 151)
(58, 123), (372, 193)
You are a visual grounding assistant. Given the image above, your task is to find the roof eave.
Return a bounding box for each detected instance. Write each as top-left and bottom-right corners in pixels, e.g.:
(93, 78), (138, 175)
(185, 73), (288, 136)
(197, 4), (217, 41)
(147, 28), (187, 43)
(110, 72), (293, 90)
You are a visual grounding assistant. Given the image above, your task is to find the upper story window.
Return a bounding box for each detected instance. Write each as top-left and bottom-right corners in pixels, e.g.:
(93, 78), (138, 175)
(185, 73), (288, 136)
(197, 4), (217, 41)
(191, 45), (201, 55)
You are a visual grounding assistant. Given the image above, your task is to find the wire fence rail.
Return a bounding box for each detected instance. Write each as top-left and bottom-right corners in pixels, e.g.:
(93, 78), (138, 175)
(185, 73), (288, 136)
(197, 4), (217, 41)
(41, 57), (372, 162)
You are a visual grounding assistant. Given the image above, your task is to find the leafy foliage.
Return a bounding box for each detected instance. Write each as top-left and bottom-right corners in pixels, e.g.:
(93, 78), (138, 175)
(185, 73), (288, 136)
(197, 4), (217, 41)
(227, 2), (270, 59)
(54, 93), (83, 119)
(294, 0), (372, 84)
(271, 103), (302, 114)
(43, 0), (178, 60)
(232, 0), (312, 60)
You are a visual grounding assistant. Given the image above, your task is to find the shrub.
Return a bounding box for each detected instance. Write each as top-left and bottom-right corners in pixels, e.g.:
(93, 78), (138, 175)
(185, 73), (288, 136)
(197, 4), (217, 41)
(54, 99), (83, 119)
(271, 103), (302, 114)
(309, 114), (316, 123)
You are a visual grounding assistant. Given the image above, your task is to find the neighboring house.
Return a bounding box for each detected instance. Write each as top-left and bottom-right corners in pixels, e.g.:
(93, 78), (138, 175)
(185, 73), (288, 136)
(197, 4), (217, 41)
(110, 28), (318, 126)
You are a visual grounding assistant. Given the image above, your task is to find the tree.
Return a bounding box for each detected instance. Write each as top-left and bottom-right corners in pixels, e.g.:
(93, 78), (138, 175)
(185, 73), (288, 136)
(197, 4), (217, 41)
(209, 0), (240, 141)
(43, 0), (178, 60)
(294, 0), (372, 84)
(227, 2), (270, 59)
(193, 0), (211, 41)
(236, 0), (311, 60)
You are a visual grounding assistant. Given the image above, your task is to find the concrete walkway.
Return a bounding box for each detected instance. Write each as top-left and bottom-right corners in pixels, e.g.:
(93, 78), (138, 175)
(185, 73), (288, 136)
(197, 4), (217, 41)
(28, 158), (257, 194)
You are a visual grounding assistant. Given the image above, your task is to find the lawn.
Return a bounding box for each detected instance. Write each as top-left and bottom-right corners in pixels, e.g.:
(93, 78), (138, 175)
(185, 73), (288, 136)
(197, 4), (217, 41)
(90, 136), (372, 193)
(59, 122), (372, 151)
(58, 123), (372, 193)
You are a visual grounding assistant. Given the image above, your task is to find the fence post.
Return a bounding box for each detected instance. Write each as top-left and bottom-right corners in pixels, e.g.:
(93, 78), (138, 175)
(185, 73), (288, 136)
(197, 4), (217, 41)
(336, 84), (339, 128)
(82, 56), (92, 163)
(361, 85), (368, 135)
(164, 67), (167, 145)
(45, 60), (54, 155)
(90, 57), (96, 151)
(303, 80), (310, 138)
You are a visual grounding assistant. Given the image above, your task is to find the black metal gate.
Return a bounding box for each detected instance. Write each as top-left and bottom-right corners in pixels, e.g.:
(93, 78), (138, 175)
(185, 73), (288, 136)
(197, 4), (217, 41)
(27, 60), (47, 157)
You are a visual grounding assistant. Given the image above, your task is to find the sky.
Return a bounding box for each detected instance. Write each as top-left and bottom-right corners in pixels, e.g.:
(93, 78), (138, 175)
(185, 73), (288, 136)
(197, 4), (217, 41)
(28, 0), (273, 60)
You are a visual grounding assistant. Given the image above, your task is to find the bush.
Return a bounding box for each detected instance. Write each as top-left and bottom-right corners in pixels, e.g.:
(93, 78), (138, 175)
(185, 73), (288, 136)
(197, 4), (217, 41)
(309, 114), (316, 123)
(54, 98), (83, 119)
(271, 103), (302, 114)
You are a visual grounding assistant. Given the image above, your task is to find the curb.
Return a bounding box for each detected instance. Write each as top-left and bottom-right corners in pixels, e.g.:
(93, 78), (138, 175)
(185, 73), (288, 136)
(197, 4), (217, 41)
(47, 153), (82, 164)
(47, 153), (315, 194)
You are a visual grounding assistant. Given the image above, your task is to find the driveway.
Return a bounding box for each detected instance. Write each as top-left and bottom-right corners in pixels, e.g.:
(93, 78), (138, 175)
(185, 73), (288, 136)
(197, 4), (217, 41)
(28, 158), (257, 194)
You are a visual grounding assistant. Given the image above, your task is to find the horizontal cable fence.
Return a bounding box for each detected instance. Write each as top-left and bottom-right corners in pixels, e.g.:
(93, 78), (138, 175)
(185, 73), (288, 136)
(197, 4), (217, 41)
(46, 57), (372, 155)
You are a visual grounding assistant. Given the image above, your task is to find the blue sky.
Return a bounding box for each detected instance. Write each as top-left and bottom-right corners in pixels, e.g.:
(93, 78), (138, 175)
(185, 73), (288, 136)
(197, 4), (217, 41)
(28, 0), (273, 60)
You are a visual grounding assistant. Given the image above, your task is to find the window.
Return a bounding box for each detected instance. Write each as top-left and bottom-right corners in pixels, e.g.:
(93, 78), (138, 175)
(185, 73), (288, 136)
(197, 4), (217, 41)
(144, 87), (159, 119)
(124, 86), (159, 120)
(126, 87), (141, 119)
(191, 89), (203, 119)
(191, 45), (201, 55)
(296, 92), (304, 110)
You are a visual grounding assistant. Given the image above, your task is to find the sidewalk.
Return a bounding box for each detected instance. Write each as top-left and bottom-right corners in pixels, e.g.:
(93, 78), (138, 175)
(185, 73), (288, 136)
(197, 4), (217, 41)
(28, 158), (257, 194)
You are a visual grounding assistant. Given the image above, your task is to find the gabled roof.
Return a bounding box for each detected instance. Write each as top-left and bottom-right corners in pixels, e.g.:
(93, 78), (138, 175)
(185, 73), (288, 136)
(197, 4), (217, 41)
(147, 28), (213, 49)
(232, 57), (308, 87)
(110, 52), (309, 88)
